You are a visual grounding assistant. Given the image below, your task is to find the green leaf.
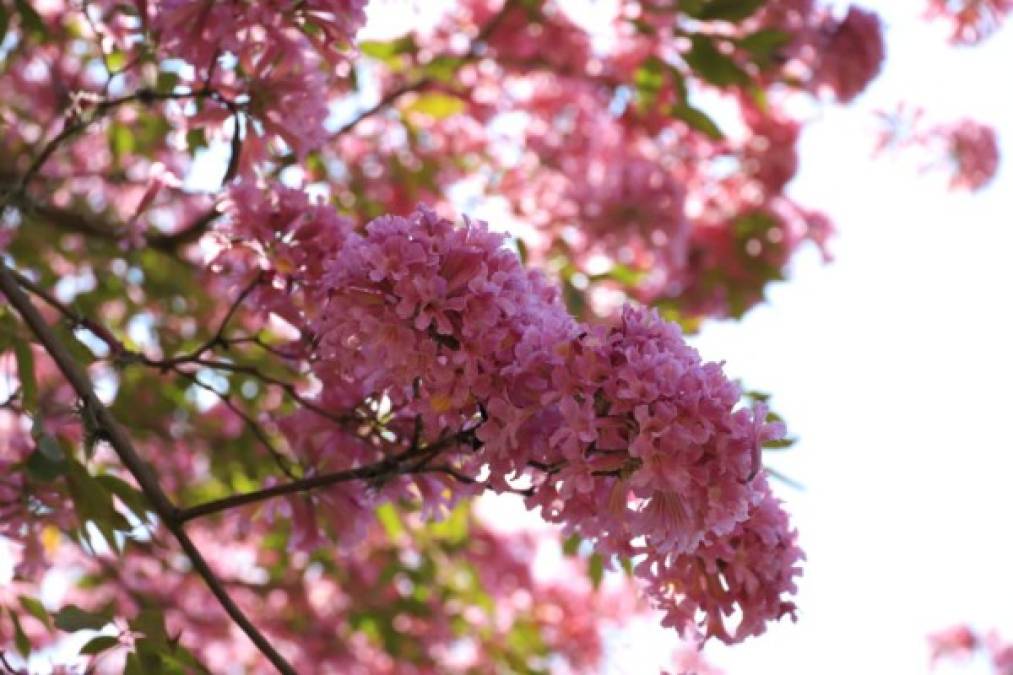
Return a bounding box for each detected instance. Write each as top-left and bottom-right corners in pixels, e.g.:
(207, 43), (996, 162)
(420, 55), (465, 83)
(562, 533), (581, 556)
(124, 652), (144, 675)
(10, 609), (31, 657)
(97, 475), (151, 521)
(359, 36), (416, 71)
(738, 28), (792, 68)
(404, 93), (465, 120)
(185, 128), (207, 153)
(25, 446), (66, 482)
(18, 595), (52, 629)
(80, 635), (120, 655)
(691, 0), (766, 22)
(0, 6), (11, 45)
(590, 263), (647, 287)
(36, 430), (63, 462)
(360, 36), (416, 60)
(14, 0), (46, 38)
(109, 123), (136, 162)
(13, 338), (36, 411)
(66, 460), (132, 547)
(684, 35), (750, 88)
(588, 553), (605, 589)
(376, 503), (405, 541)
(54, 604), (113, 632)
(155, 71), (179, 95)
(129, 608), (168, 645)
(670, 104), (723, 139)
(763, 437), (797, 449)
(428, 503), (469, 545)
(106, 50), (127, 72)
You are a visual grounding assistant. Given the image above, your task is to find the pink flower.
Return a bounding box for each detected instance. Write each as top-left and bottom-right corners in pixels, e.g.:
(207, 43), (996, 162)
(221, 192), (800, 644)
(813, 7), (885, 103)
(945, 119), (1000, 191)
(928, 624), (979, 664)
(925, 0), (1013, 44)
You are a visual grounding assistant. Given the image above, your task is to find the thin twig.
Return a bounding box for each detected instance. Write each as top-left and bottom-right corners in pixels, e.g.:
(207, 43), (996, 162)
(171, 366), (299, 478)
(332, 0), (519, 137)
(177, 429), (479, 522)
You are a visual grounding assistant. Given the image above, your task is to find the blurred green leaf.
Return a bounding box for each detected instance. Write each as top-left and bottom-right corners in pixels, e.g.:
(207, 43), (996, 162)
(633, 56), (685, 109)
(97, 474), (151, 521)
(588, 553), (604, 589)
(10, 609), (31, 657)
(404, 93), (465, 119)
(360, 36), (416, 71)
(689, 0), (765, 22)
(14, 0), (46, 39)
(185, 128), (207, 153)
(13, 338), (36, 411)
(738, 28), (792, 68)
(670, 103), (723, 139)
(420, 55), (464, 83)
(684, 35), (750, 88)
(25, 446), (66, 482)
(376, 503), (405, 540)
(428, 503), (469, 546)
(66, 460), (132, 549)
(54, 604), (113, 632)
(18, 595), (51, 629)
(106, 50), (127, 72)
(80, 635), (120, 655)
(109, 122), (136, 163)
(562, 533), (581, 556)
(0, 6), (10, 45)
(155, 70), (179, 95)
(590, 263), (647, 287)
(129, 608), (167, 644)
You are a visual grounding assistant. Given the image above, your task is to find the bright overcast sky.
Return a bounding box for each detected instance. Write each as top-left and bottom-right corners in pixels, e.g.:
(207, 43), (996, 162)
(605, 3), (1013, 673)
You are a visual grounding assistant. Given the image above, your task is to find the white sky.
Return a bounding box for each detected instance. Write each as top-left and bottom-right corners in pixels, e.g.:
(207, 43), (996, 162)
(607, 4), (1013, 673)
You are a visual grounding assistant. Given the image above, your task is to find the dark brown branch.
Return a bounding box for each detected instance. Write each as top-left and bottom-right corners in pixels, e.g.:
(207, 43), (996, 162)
(10, 268), (127, 355)
(177, 429), (479, 522)
(0, 264), (296, 675)
(176, 460), (399, 522)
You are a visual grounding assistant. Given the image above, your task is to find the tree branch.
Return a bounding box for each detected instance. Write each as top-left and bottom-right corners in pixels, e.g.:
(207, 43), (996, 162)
(0, 263), (296, 675)
(176, 429), (479, 522)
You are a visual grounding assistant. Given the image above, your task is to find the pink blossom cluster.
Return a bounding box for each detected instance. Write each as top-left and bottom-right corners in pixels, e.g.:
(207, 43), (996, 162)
(944, 119), (1001, 190)
(925, 0), (1013, 44)
(220, 184), (802, 644)
(930, 625), (1013, 674)
(149, 0), (366, 159)
(875, 106), (1001, 192)
(811, 7), (886, 103)
(150, 0), (367, 71)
